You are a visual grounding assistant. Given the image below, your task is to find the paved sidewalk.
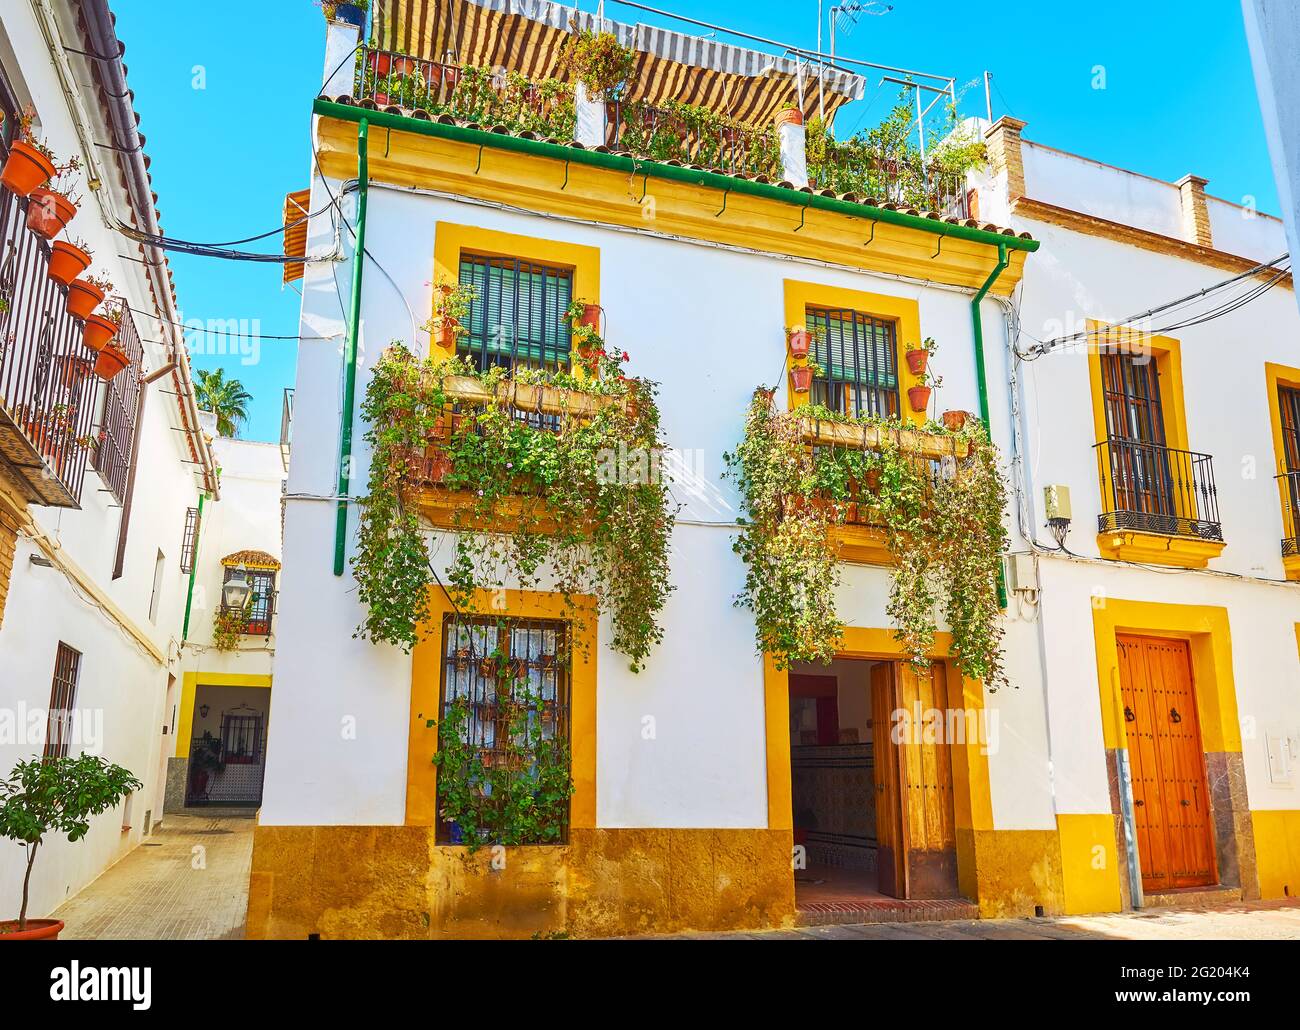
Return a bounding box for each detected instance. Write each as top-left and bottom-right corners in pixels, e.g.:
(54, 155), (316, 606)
(663, 899), (1300, 939)
(52, 814), (255, 940)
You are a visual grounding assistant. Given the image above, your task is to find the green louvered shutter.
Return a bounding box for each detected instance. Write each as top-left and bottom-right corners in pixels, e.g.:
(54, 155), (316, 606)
(457, 254), (573, 370)
(806, 307), (899, 418)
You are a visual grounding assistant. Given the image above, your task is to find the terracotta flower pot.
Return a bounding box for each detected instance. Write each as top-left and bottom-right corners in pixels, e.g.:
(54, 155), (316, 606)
(83, 313), (120, 353)
(788, 328), (811, 359)
(57, 353), (93, 388)
(0, 918), (64, 940)
(392, 57), (414, 77)
(67, 278), (105, 320)
(908, 385), (932, 413)
(774, 107), (803, 129)
(423, 445), (453, 483)
(93, 344), (130, 381)
(941, 409), (972, 432)
(48, 240), (92, 286)
(905, 348), (929, 376)
(578, 303), (602, 332)
(1, 141), (57, 197)
(790, 365), (814, 393)
(754, 387), (775, 405)
(26, 188), (77, 240)
(435, 317), (458, 350)
(374, 92), (392, 107)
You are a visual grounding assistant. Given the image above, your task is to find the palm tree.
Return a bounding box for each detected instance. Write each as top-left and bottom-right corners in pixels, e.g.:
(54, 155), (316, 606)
(194, 368), (252, 437)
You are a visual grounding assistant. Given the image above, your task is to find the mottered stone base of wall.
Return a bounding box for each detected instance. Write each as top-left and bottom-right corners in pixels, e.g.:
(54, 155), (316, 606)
(245, 825), (796, 939)
(959, 828), (1066, 919)
(163, 757), (189, 815)
(1105, 748), (1259, 908)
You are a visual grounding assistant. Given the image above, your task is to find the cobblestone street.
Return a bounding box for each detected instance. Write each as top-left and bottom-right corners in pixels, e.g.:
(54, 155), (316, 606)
(52, 815), (255, 941)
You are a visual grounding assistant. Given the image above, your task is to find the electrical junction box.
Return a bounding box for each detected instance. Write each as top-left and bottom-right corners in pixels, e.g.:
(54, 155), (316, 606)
(1266, 732), (1298, 787)
(1044, 484), (1072, 522)
(1006, 552), (1038, 594)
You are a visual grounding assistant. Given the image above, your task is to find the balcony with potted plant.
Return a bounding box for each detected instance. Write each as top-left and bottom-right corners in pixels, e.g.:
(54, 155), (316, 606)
(351, 318), (673, 672)
(725, 389), (1009, 687)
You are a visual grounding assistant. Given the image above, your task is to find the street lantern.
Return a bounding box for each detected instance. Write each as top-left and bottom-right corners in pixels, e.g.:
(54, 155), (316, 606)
(223, 566), (252, 610)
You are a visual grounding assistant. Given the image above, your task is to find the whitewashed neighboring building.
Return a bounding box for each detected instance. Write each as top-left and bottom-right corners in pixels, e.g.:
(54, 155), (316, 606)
(0, 1), (218, 921)
(973, 116), (1300, 910)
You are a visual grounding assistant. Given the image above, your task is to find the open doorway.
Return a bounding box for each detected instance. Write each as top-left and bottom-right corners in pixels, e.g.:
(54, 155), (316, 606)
(789, 656), (961, 905)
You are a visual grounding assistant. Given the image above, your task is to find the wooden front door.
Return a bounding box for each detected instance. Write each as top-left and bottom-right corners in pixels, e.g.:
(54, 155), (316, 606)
(871, 661), (959, 899)
(1116, 635), (1217, 891)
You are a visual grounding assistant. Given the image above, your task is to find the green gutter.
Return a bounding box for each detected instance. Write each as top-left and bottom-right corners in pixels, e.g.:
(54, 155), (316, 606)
(313, 99), (1040, 256)
(333, 116), (369, 577)
(181, 492), (206, 640)
(971, 241), (1011, 609)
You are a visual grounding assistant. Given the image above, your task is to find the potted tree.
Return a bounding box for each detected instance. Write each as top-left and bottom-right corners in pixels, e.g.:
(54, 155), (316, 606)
(0, 754), (141, 939)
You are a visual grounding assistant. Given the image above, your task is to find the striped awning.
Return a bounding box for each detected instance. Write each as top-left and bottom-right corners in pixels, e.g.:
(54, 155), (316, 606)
(282, 188), (310, 284)
(371, 0), (865, 125)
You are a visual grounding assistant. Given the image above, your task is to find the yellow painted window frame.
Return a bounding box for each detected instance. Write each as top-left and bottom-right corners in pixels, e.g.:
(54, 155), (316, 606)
(782, 281), (924, 565)
(782, 279), (924, 426)
(431, 222), (601, 363)
(407, 587), (597, 834)
(1265, 362), (1300, 580)
(1086, 321), (1225, 568)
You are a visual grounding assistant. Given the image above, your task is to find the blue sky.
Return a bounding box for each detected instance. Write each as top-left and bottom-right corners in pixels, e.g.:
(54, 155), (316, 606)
(112, 0), (1278, 441)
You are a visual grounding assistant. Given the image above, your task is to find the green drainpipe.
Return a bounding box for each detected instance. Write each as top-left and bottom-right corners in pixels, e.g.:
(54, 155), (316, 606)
(333, 116), (370, 576)
(971, 242), (1011, 608)
(181, 491), (206, 641)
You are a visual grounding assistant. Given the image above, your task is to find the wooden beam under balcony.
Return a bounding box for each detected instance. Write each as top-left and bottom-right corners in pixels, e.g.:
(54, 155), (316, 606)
(798, 417), (970, 461)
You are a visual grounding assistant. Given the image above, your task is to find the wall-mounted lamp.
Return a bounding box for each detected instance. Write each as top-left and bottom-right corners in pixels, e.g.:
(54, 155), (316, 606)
(198, 704), (210, 719)
(28, 554), (54, 568)
(222, 565), (252, 609)
(1044, 484), (1072, 550)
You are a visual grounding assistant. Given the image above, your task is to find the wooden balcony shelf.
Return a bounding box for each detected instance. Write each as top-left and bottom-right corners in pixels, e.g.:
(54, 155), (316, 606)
(797, 416), (970, 462)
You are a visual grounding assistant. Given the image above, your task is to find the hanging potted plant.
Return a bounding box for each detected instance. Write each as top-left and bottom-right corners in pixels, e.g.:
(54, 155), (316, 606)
(93, 342), (130, 381)
(48, 237), (92, 287)
(908, 365), (941, 413)
(905, 336), (935, 377)
(774, 102), (803, 129)
(942, 409), (973, 432)
(424, 278), (476, 350)
(560, 28), (638, 101)
(0, 754), (141, 940)
(25, 156), (81, 240)
(83, 306), (121, 353)
(67, 271), (112, 320)
(0, 107), (57, 198)
(790, 358), (822, 394)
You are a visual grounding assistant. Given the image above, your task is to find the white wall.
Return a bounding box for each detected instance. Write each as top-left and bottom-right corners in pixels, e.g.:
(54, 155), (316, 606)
(0, 1), (213, 921)
(259, 168), (1051, 830)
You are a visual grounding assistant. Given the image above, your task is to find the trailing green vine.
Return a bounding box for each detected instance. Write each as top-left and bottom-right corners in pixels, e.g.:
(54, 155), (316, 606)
(726, 392), (1009, 687)
(212, 604), (248, 653)
(430, 672), (574, 851)
(617, 98), (781, 179)
(352, 326), (674, 672)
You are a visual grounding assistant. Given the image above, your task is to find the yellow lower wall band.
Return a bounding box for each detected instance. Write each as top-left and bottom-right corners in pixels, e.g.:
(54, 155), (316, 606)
(246, 826), (795, 939)
(1251, 810), (1300, 900)
(1056, 813), (1123, 915)
(961, 828), (1066, 919)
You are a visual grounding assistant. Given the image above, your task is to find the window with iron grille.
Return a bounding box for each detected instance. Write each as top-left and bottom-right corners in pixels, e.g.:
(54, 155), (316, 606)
(45, 642), (81, 759)
(1279, 386), (1300, 540)
(456, 253), (573, 372)
(93, 301), (143, 506)
(179, 506), (201, 574)
(436, 613), (570, 846)
(805, 307), (899, 418)
(220, 567), (276, 636)
(220, 709), (263, 765)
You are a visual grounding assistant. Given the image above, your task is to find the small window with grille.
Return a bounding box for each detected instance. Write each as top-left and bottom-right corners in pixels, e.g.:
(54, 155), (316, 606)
(456, 253), (574, 373)
(179, 506), (201, 575)
(436, 613), (571, 846)
(221, 567), (276, 636)
(805, 306), (900, 419)
(45, 642), (81, 759)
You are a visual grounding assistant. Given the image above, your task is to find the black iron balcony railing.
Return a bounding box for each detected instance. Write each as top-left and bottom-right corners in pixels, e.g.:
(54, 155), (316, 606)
(1277, 469), (1300, 558)
(1095, 437), (1222, 541)
(0, 188), (97, 507)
